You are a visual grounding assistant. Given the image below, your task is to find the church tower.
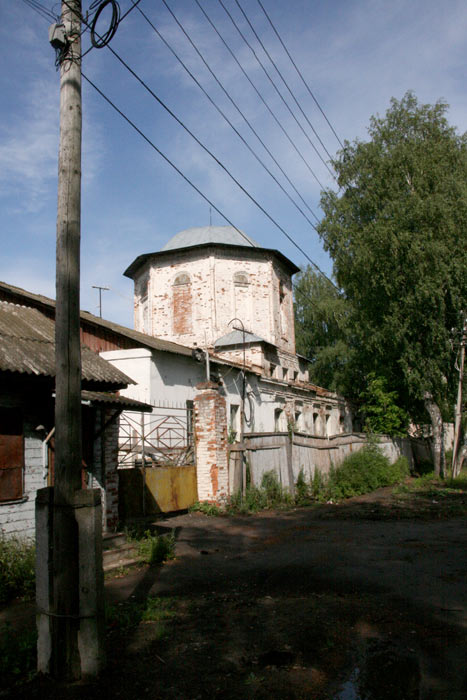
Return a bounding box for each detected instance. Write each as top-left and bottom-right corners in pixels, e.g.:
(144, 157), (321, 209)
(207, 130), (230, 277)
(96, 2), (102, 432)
(124, 226), (299, 360)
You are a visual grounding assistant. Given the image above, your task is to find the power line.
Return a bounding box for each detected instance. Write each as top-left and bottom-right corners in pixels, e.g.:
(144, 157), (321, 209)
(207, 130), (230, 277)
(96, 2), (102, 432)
(256, 0), (344, 150)
(59, 2), (339, 289)
(21, 0), (58, 22)
(151, 0), (319, 226)
(217, 0), (335, 181)
(194, 0), (326, 213)
(81, 71), (338, 290)
(235, 0), (335, 164)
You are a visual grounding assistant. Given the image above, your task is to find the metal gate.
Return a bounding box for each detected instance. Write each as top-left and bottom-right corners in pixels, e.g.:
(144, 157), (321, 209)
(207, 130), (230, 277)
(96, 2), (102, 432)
(118, 402), (194, 468)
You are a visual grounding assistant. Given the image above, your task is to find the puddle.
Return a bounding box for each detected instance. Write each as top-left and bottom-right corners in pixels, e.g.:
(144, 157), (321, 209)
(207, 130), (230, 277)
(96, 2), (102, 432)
(334, 639), (420, 700)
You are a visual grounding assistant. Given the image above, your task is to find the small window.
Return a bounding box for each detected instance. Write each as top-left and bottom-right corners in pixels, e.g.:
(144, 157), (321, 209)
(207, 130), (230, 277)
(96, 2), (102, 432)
(282, 367), (288, 380)
(269, 363), (277, 378)
(234, 272), (249, 286)
(173, 272), (191, 286)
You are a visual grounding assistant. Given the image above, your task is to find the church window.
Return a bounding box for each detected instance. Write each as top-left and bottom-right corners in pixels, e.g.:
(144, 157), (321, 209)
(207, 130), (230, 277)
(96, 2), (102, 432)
(233, 272), (249, 286)
(172, 272), (192, 335)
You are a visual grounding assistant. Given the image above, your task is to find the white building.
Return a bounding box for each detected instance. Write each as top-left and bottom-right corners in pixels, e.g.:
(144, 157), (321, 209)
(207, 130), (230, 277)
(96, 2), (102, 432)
(102, 226), (352, 439)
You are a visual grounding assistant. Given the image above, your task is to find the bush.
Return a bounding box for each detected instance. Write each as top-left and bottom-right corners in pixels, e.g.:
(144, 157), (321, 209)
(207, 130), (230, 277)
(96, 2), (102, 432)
(137, 530), (175, 565)
(0, 536), (35, 606)
(324, 446), (409, 501)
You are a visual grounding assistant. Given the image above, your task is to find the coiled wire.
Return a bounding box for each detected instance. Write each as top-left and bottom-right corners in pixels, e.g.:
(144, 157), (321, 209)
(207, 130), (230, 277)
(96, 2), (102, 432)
(89, 0), (120, 48)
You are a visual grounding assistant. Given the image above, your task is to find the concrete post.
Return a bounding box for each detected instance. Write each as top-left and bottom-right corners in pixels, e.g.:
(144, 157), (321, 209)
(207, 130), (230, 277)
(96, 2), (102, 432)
(36, 487), (54, 674)
(35, 487), (105, 678)
(193, 382), (229, 504)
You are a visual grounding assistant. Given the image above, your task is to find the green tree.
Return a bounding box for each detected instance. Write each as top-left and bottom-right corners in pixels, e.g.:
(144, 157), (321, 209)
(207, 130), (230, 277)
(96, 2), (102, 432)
(359, 373), (409, 436)
(318, 92), (467, 474)
(294, 266), (354, 393)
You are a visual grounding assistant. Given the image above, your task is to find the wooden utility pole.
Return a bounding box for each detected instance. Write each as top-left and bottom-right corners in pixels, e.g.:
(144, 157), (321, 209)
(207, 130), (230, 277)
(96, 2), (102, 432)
(53, 0), (83, 679)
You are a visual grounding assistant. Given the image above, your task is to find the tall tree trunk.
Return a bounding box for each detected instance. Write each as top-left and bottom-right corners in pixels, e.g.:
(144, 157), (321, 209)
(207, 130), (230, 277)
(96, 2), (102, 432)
(424, 393), (444, 477)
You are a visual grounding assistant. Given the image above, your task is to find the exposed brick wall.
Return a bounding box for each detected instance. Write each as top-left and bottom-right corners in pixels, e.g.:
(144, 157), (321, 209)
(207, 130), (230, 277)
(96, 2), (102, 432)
(133, 246), (296, 355)
(193, 382), (229, 504)
(173, 283), (193, 335)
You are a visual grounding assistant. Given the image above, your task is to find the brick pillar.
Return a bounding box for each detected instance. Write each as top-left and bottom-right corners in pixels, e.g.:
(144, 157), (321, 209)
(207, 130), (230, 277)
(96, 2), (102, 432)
(194, 381), (229, 504)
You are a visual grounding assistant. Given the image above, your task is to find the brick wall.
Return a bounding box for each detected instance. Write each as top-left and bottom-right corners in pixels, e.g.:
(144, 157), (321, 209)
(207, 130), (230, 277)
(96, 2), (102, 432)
(193, 382), (229, 504)
(133, 246), (296, 354)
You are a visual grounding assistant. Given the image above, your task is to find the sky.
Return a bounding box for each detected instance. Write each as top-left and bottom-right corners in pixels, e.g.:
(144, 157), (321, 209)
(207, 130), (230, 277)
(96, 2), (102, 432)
(1, 0), (466, 328)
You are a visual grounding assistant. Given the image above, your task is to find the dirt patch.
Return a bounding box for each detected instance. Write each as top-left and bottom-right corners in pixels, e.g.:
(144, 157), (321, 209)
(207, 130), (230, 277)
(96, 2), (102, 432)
(3, 484), (467, 699)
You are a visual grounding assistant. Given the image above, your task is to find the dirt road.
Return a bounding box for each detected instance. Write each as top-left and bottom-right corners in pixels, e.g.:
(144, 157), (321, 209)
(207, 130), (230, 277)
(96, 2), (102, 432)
(5, 491), (467, 699)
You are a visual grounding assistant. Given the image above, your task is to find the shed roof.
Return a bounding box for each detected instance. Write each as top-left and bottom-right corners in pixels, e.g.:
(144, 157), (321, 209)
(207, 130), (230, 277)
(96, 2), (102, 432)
(0, 302), (133, 389)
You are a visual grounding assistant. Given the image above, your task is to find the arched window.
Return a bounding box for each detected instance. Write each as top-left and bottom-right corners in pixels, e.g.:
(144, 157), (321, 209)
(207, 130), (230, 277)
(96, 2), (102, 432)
(173, 272), (191, 286)
(233, 272), (250, 326)
(233, 272), (249, 286)
(172, 272), (192, 335)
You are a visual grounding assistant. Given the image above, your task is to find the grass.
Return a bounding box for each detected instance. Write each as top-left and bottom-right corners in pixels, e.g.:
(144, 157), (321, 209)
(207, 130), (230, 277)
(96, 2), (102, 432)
(124, 526), (176, 566)
(0, 623), (37, 685)
(191, 445), (411, 516)
(106, 596), (176, 631)
(0, 535), (35, 606)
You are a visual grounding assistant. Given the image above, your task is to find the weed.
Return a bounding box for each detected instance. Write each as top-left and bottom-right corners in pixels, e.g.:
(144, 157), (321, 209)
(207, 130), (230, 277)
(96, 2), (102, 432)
(137, 529), (176, 565)
(0, 623), (37, 683)
(189, 501), (222, 516)
(0, 535), (35, 605)
(106, 596), (176, 631)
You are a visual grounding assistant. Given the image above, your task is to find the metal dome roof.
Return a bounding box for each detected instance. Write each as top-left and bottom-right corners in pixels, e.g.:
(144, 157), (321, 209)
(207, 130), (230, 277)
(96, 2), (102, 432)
(161, 225), (259, 251)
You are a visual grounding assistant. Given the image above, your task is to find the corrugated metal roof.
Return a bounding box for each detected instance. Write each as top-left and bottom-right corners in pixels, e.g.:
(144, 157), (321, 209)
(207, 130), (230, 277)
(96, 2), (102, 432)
(81, 390), (153, 411)
(0, 301), (133, 388)
(0, 280), (194, 358)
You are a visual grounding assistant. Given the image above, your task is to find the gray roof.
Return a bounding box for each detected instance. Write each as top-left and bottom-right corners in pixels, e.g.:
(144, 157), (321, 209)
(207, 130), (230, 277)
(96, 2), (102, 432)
(0, 302), (133, 389)
(81, 390), (153, 411)
(214, 329), (266, 348)
(161, 226), (259, 251)
(0, 280), (193, 359)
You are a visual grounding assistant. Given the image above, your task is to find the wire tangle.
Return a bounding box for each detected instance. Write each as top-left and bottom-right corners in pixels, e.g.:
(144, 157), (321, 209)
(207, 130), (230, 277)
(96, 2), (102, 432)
(90, 0), (120, 48)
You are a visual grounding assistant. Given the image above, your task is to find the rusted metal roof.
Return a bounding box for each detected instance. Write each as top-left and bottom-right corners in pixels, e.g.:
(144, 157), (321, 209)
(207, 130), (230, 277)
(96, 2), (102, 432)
(81, 390), (153, 411)
(0, 301), (133, 389)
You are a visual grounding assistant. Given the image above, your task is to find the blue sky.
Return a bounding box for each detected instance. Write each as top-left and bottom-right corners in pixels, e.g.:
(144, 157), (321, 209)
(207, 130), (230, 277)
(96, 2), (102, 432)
(1, 0), (466, 327)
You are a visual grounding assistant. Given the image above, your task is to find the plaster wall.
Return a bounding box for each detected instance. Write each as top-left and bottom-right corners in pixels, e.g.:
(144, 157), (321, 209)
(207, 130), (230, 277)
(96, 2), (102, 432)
(133, 247), (295, 355)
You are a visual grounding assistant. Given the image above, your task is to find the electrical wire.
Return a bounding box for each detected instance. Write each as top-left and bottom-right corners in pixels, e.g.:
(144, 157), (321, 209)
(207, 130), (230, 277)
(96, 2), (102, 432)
(256, 0), (344, 151)
(21, 0), (58, 22)
(194, 0), (326, 201)
(151, 1), (319, 226)
(81, 70), (338, 289)
(217, 0), (335, 181)
(89, 0), (120, 48)
(235, 0), (334, 164)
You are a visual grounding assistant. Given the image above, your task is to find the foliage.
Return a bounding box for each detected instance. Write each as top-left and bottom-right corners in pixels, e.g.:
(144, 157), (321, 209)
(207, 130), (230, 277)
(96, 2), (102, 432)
(227, 470), (293, 514)
(189, 501), (223, 516)
(359, 373), (409, 436)
(294, 266), (354, 393)
(125, 527), (175, 565)
(317, 92), (467, 427)
(0, 623), (37, 684)
(136, 529), (175, 565)
(298, 446), (409, 503)
(106, 596), (176, 631)
(0, 536), (35, 606)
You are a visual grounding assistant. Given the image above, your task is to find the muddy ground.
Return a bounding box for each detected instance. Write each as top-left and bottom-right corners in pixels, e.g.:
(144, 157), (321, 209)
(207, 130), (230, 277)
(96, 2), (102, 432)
(2, 485), (467, 699)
